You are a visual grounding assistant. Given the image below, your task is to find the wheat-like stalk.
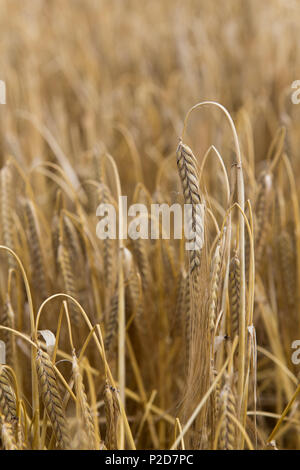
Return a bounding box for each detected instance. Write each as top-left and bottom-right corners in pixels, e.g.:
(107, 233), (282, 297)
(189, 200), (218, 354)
(72, 351), (97, 449)
(279, 230), (295, 308)
(104, 383), (120, 450)
(97, 183), (117, 309)
(104, 288), (119, 355)
(229, 252), (240, 338)
(63, 215), (84, 267)
(16, 419), (27, 450)
(0, 366), (17, 423)
(218, 375), (236, 450)
(24, 199), (48, 301)
(0, 415), (18, 450)
(126, 265), (145, 335)
(1, 163), (16, 269)
(36, 348), (70, 449)
(209, 241), (221, 332)
(0, 297), (16, 368)
(211, 365), (220, 428)
(255, 172), (273, 267)
(58, 237), (79, 328)
(132, 237), (152, 292)
(176, 141), (203, 275)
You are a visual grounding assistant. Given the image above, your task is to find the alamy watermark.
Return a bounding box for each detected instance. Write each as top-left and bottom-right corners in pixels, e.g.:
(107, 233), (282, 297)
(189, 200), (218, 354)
(0, 80), (6, 104)
(96, 196), (204, 251)
(285, 82), (300, 364)
(291, 80), (300, 104)
(291, 340), (300, 365)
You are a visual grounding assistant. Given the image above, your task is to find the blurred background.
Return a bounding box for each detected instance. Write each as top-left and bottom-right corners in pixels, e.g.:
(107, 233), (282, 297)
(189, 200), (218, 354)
(1, 0), (300, 188)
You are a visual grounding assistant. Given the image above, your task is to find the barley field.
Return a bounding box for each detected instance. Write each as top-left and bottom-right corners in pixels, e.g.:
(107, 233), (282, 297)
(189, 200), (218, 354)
(0, 0), (300, 450)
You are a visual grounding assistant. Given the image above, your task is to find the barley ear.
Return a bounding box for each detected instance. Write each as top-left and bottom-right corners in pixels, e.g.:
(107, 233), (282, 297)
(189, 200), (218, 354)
(36, 348), (70, 449)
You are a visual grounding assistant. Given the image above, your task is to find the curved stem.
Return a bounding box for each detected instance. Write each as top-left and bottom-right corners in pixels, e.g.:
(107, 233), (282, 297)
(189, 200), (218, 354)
(182, 101), (246, 430)
(199, 145), (230, 206)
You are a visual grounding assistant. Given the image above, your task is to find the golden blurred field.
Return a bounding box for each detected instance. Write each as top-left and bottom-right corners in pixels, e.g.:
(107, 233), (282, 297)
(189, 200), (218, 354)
(0, 0), (300, 450)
